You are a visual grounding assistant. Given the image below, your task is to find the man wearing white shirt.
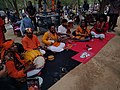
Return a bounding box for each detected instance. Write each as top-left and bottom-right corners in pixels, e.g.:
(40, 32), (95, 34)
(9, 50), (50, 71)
(58, 19), (68, 34)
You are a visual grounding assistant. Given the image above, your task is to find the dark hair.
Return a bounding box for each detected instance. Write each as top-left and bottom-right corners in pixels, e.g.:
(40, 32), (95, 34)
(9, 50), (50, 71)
(48, 23), (55, 30)
(28, 1), (32, 6)
(62, 19), (68, 23)
(99, 14), (107, 22)
(80, 19), (87, 27)
(22, 13), (26, 18)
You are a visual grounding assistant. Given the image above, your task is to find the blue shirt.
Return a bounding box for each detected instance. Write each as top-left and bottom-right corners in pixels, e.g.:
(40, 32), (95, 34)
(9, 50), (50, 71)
(20, 17), (34, 33)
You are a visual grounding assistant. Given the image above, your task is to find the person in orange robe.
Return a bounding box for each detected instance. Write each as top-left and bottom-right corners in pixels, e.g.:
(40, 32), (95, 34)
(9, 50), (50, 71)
(72, 20), (90, 41)
(1, 40), (35, 90)
(42, 24), (65, 52)
(22, 28), (45, 54)
(0, 17), (5, 47)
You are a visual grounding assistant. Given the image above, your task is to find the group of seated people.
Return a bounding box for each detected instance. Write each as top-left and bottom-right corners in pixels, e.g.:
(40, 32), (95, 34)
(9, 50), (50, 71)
(0, 14), (109, 90)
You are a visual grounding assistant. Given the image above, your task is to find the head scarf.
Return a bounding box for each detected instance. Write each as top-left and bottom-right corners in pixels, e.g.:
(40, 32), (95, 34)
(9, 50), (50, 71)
(1, 40), (14, 59)
(2, 40), (14, 50)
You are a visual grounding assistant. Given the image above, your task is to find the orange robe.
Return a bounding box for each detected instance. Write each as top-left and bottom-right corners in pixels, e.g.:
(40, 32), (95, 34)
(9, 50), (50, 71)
(42, 31), (60, 46)
(52, 0), (55, 11)
(75, 26), (90, 40)
(22, 35), (40, 51)
(0, 17), (5, 47)
(92, 21), (109, 34)
(6, 53), (26, 79)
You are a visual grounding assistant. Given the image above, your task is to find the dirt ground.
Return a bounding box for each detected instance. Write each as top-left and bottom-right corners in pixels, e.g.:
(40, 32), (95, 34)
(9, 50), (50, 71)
(49, 17), (120, 90)
(5, 17), (120, 90)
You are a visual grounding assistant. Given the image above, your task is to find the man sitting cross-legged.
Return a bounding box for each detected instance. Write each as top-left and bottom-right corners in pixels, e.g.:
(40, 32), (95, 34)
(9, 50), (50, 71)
(91, 14), (109, 39)
(22, 28), (45, 54)
(42, 24), (65, 52)
(72, 20), (91, 41)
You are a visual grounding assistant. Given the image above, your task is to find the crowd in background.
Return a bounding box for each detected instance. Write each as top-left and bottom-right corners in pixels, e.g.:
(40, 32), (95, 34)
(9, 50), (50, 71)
(0, 1), (120, 90)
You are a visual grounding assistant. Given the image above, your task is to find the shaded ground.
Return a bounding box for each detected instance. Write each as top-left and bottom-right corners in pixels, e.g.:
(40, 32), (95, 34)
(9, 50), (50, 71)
(4, 17), (120, 90)
(41, 50), (80, 90)
(49, 17), (120, 90)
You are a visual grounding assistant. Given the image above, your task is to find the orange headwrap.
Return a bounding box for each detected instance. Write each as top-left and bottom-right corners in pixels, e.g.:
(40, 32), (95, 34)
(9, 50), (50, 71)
(2, 40), (14, 50)
(0, 40), (14, 59)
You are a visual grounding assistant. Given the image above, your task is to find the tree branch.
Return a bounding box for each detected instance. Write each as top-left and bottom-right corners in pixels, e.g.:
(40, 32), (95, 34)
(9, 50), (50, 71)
(6, 0), (15, 9)
(98, 0), (101, 3)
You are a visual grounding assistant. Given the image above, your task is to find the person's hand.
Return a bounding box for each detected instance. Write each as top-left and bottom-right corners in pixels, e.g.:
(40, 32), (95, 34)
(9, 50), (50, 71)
(50, 42), (54, 46)
(24, 63), (36, 73)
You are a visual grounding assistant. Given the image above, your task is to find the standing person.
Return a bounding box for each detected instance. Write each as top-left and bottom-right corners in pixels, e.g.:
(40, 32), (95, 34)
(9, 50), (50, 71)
(42, 24), (65, 52)
(0, 16), (5, 47)
(108, 0), (119, 32)
(6, 8), (10, 23)
(91, 14), (109, 39)
(83, 1), (89, 12)
(26, 1), (37, 33)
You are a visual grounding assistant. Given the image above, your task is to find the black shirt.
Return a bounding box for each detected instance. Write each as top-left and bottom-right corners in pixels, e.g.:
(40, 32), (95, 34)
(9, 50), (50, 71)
(26, 6), (36, 16)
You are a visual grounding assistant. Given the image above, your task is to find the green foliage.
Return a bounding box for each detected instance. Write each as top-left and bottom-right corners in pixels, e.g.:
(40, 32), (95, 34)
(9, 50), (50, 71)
(0, 0), (99, 11)
(60, 0), (96, 6)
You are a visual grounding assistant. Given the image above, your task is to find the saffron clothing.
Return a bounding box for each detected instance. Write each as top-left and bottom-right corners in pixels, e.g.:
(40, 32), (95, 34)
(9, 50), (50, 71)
(75, 25), (90, 40)
(1, 40), (14, 59)
(42, 31), (58, 46)
(5, 53), (26, 79)
(22, 35), (40, 51)
(42, 31), (65, 52)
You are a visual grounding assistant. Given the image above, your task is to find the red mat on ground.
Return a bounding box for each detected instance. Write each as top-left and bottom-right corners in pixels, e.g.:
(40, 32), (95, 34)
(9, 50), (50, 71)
(71, 33), (115, 64)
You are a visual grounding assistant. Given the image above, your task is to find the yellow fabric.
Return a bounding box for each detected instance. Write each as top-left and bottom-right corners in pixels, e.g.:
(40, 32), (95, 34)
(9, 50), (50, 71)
(42, 31), (58, 46)
(24, 50), (42, 62)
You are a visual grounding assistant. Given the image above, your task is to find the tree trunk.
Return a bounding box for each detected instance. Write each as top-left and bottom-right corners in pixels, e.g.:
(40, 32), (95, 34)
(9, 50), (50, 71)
(12, 0), (19, 17)
(7, 0), (15, 9)
(98, 0), (108, 13)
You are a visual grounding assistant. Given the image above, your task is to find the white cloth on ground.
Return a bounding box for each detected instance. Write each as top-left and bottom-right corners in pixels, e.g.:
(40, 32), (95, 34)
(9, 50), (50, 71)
(91, 31), (105, 39)
(47, 42), (65, 52)
(39, 49), (46, 55)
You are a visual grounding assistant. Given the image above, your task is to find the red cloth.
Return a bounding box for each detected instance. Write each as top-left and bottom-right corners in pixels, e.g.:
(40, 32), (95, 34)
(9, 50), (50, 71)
(72, 50), (94, 64)
(92, 22), (109, 34)
(0, 18), (5, 47)
(71, 33), (115, 64)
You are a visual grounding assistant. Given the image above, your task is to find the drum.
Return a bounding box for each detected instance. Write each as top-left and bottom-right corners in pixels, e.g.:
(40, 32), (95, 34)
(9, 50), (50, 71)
(27, 56), (45, 77)
(33, 56), (45, 68)
(24, 50), (42, 62)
